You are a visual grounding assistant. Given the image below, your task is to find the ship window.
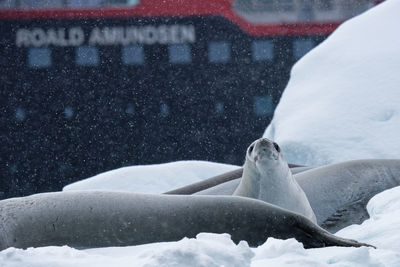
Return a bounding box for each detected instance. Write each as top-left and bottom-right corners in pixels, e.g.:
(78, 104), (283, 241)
(126, 0), (140, 6)
(215, 102), (224, 113)
(169, 44), (192, 64)
(28, 47), (51, 68)
(125, 103), (135, 116)
(15, 107), (26, 121)
(64, 106), (74, 119)
(293, 39), (314, 60)
(279, 0), (294, 11)
(252, 40), (274, 61)
(160, 103), (170, 117)
(76, 46), (99, 66)
(316, 0), (332, 10)
(253, 95), (274, 116)
(122, 45), (145, 65)
(208, 41), (231, 63)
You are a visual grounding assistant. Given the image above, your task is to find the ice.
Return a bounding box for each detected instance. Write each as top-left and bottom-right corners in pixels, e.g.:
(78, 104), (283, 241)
(264, 0), (400, 166)
(63, 160), (239, 193)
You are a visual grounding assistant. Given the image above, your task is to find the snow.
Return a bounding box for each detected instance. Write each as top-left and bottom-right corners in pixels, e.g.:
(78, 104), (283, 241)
(2, 1), (400, 266)
(0, 233), (254, 267)
(264, 0), (400, 166)
(63, 161), (240, 194)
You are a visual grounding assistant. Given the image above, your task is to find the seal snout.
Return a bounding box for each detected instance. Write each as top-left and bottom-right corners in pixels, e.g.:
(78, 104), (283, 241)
(254, 155), (258, 163)
(259, 138), (271, 146)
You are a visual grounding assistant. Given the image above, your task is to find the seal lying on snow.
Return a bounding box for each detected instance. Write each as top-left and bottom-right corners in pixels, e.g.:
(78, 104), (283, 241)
(189, 159), (400, 232)
(0, 191), (371, 250)
(295, 159), (400, 232)
(168, 156), (400, 232)
(233, 138), (317, 223)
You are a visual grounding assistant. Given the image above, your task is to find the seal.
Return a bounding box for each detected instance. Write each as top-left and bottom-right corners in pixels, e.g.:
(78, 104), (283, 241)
(294, 159), (400, 232)
(169, 159), (400, 233)
(164, 168), (243, 195)
(0, 191), (371, 250)
(233, 138), (317, 224)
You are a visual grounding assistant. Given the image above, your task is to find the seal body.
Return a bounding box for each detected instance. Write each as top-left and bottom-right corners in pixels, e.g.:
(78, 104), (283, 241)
(294, 159), (400, 232)
(173, 159), (400, 232)
(233, 138), (317, 223)
(0, 191), (369, 250)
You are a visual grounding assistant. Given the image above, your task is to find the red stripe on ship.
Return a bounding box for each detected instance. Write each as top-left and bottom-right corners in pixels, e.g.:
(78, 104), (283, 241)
(0, 0), (341, 36)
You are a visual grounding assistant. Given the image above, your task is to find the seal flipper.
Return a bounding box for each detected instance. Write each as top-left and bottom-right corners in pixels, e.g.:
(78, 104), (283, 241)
(291, 216), (375, 249)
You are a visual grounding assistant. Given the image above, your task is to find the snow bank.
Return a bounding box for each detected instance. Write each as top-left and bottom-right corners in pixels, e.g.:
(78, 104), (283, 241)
(0, 233), (254, 267)
(63, 161), (240, 194)
(252, 239), (395, 267)
(264, 0), (400, 166)
(2, 186), (400, 267)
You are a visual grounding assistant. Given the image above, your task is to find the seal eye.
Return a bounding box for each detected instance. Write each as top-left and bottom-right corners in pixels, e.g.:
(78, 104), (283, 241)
(248, 145), (254, 154)
(273, 142), (281, 153)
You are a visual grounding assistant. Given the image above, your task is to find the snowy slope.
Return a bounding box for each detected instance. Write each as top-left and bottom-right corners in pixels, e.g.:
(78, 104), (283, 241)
(264, 0), (400, 166)
(63, 161), (240, 194)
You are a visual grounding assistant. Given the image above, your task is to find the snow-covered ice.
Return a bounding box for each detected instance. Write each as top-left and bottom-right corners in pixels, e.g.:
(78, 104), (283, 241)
(63, 160), (240, 194)
(264, 0), (400, 166)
